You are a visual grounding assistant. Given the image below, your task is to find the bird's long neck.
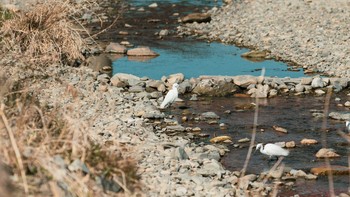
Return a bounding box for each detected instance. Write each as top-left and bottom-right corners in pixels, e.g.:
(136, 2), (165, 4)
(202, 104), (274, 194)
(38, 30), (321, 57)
(259, 145), (264, 153)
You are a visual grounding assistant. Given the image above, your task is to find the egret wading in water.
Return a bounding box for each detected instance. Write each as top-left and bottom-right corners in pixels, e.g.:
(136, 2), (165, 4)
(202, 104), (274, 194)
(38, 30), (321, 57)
(160, 83), (179, 109)
(346, 121), (350, 133)
(256, 143), (289, 160)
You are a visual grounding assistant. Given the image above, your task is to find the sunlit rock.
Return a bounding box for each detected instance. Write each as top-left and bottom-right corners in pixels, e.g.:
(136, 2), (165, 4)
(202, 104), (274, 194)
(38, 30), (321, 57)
(127, 46), (159, 56)
(315, 148), (340, 158)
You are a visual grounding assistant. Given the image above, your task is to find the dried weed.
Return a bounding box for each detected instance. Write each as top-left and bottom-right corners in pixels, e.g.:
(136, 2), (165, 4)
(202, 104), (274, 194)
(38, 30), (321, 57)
(0, 68), (140, 196)
(0, 0), (84, 66)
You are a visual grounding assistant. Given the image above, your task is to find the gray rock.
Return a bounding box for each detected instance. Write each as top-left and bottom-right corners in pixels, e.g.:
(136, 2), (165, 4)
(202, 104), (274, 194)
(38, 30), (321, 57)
(159, 29), (169, 36)
(178, 80), (192, 94)
(200, 112), (220, 120)
(143, 112), (165, 119)
(197, 159), (225, 176)
(192, 79), (237, 96)
(311, 76), (324, 88)
(301, 78), (313, 85)
(129, 85), (144, 93)
(253, 84), (270, 98)
(150, 91), (162, 98)
(111, 73), (141, 86)
(295, 83), (304, 92)
(328, 112), (350, 120)
(166, 125), (185, 132)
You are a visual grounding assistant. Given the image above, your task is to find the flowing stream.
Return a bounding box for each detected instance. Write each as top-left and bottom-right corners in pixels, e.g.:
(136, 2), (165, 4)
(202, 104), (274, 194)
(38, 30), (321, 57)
(101, 0), (350, 195)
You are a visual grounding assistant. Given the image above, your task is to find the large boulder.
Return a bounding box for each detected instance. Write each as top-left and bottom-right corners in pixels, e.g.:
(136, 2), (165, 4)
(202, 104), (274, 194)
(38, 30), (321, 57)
(192, 79), (238, 96)
(111, 73), (141, 87)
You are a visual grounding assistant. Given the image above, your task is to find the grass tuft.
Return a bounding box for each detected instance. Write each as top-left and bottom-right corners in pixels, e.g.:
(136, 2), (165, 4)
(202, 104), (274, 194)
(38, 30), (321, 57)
(0, 0), (84, 66)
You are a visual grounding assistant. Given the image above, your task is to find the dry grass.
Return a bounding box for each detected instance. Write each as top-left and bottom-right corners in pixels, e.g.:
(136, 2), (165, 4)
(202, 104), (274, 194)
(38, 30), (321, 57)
(0, 1), (140, 195)
(0, 0), (84, 66)
(0, 74), (141, 196)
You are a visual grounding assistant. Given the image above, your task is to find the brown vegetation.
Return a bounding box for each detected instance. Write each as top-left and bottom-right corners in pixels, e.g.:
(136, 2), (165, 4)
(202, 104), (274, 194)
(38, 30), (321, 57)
(0, 1), (141, 196)
(0, 0), (84, 66)
(0, 74), (141, 196)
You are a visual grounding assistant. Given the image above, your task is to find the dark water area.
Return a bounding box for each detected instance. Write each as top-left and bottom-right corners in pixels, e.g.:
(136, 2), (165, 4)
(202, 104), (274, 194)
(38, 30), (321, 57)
(170, 93), (350, 196)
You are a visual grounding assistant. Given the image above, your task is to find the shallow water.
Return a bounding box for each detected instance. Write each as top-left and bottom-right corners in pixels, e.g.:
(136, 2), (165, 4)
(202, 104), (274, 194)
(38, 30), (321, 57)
(112, 41), (305, 79)
(108, 0), (305, 79)
(170, 93), (350, 196)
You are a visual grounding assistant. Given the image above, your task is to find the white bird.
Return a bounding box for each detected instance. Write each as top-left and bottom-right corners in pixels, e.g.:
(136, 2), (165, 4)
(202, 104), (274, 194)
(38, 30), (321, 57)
(346, 121), (350, 132)
(160, 83), (179, 109)
(256, 143), (289, 159)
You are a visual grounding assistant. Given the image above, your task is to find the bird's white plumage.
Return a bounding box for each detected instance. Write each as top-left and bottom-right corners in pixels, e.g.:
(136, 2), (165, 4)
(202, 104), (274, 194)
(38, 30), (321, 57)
(256, 143), (289, 158)
(160, 83), (179, 109)
(346, 121), (350, 131)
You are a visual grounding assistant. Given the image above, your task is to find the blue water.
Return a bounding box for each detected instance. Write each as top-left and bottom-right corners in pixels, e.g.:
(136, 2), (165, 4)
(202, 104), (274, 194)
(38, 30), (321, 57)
(112, 41), (305, 80)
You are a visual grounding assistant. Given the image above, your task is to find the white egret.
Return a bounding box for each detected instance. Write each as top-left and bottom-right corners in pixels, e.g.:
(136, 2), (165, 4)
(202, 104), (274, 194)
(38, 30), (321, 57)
(346, 121), (350, 132)
(256, 143), (289, 159)
(160, 83), (179, 109)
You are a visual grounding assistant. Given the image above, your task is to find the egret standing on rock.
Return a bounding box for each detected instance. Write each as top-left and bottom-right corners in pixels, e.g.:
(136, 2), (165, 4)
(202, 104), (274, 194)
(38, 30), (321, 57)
(256, 143), (289, 160)
(346, 121), (350, 132)
(160, 83), (179, 109)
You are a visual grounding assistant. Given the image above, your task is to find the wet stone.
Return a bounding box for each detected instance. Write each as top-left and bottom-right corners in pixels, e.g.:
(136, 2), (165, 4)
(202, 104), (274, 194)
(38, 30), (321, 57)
(200, 112), (220, 120)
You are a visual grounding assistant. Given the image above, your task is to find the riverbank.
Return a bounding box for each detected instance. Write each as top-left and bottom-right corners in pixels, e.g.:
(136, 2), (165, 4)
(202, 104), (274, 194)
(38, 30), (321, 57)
(1, 0), (350, 196)
(178, 0), (350, 78)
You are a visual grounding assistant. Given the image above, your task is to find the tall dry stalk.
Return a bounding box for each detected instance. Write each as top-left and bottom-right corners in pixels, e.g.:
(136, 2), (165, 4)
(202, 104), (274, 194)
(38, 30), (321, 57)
(321, 88), (335, 197)
(0, 104), (29, 195)
(240, 68), (266, 177)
